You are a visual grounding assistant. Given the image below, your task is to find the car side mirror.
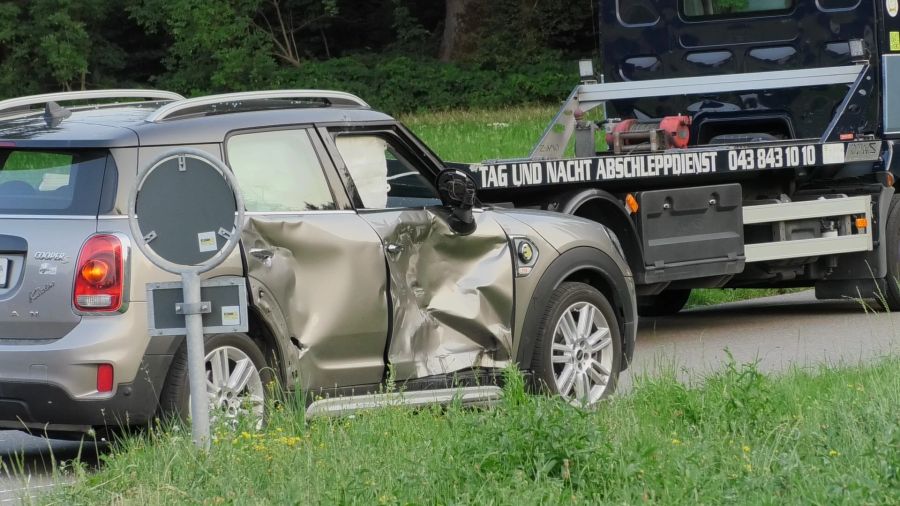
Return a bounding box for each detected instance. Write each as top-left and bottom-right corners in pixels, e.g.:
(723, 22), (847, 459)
(437, 168), (477, 235)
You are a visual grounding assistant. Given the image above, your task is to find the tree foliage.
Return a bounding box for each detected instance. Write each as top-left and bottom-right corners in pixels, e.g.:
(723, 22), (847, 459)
(0, 0), (134, 94)
(0, 0), (596, 111)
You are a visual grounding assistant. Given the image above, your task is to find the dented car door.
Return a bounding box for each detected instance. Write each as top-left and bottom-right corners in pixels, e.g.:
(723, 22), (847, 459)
(326, 127), (515, 381)
(226, 127), (390, 391)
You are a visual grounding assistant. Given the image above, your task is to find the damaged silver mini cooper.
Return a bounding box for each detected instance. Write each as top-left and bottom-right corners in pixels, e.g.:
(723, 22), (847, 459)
(0, 89), (636, 436)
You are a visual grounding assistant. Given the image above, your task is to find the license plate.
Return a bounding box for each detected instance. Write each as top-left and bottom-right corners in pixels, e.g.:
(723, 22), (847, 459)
(0, 257), (8, 288)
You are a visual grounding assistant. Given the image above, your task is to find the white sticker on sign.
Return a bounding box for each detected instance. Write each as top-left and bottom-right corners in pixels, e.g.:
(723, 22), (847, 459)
(822, 143), (846, 165)
(198, 231), (217, 252)
(221, 306), (241, 326)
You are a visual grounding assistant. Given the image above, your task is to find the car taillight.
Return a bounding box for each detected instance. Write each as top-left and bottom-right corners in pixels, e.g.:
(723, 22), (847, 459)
(74, 234), (124, 312)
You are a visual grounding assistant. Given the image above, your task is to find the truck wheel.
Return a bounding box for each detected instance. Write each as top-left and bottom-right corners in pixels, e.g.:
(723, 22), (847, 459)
(531, 282), (622, 406)
(637, 289), (691, 317)
(159, 333), (274, 429)
(883, 196), (900, 311)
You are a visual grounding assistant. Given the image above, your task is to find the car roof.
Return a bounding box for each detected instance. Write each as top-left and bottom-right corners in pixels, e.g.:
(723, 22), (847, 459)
(0, 95), (395, 149)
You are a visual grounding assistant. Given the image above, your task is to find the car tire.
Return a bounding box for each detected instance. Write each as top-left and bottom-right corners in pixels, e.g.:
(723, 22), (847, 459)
(158, 332), (273, 429)
(883, 195), (900, 311)
(531, 282), (622, 405)
(637, 289), (691, 317)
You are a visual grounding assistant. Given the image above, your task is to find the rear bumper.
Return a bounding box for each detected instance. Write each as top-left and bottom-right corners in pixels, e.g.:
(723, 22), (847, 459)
(0, 354), (173, 434)
(0, 302), (182, 433)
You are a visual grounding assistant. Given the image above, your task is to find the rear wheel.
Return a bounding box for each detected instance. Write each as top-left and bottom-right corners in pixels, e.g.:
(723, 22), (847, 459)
(883, 195), (900, 311)
(532, 282), (622, 406)
(159, 333), (273, 429)
(637, 289), (691, 317)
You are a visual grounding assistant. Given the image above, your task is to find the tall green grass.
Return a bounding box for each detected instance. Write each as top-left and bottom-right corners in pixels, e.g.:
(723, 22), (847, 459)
(49, 357), (900, 505)
(686, 288), (806, 308)
(400, 105), (558, 162)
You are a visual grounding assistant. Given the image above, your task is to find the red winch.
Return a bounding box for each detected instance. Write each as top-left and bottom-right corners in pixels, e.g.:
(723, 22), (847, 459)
(605, 115), (692, 153)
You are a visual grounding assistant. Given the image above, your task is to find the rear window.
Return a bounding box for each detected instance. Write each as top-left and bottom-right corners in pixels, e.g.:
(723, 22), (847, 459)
(682, 0), (794, 19)
(0, 149), (112, 215)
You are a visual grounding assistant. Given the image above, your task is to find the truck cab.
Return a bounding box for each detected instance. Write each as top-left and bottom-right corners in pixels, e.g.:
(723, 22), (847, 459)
(602, 0), (898, 143)
(471, 0), (900, 314)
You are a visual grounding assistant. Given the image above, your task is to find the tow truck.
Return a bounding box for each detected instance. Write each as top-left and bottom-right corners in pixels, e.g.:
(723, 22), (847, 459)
(467, 0), (900, 315)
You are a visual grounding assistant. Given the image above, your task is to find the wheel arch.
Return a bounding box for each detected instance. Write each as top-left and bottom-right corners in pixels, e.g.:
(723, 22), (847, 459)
(243, 274), (295, 387)
(516, 246), (637, 371)
(246, 306), (291, 387)
(555, 188), (645, 277)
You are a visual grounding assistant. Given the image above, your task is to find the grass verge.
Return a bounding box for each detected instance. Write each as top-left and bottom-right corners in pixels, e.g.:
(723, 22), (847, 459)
(50, 357), (900, 505)
(686, 288), (808, 309)
(400, 105), (558, 163)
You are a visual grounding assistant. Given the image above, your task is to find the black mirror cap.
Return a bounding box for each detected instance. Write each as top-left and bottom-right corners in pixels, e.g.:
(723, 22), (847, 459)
(437, 168), (477, 235)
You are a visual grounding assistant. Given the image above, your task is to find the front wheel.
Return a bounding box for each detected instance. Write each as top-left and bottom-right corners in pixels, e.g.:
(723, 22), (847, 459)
(532, 282), (622, 406)
(158, 333), (273, 429)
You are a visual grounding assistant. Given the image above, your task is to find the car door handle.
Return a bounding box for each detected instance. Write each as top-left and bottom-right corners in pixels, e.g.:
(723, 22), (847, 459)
(249, 248), (275, 261)
(385, 244), (402, 254)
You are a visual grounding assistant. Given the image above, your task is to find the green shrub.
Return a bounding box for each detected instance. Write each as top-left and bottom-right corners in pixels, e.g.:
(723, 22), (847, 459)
(278, 54), (576, 114)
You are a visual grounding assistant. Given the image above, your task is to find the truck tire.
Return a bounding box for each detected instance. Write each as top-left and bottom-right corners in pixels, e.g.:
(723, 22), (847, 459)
(883, 196), (900, 311)
(158, 332), (274, 429)
(637, 289), (691, 317)
(531, 282), (622, 405)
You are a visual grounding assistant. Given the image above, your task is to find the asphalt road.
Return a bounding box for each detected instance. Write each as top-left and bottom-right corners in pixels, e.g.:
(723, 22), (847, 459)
(0, 431), (99, 504)
(2, 290), (899, 503)
(623, 290), (899, 389)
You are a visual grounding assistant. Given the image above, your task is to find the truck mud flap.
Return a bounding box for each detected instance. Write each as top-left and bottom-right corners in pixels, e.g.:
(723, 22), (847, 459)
(636, 183), (744, 284)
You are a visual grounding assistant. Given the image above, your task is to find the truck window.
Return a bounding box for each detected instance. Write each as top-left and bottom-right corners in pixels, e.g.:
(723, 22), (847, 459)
(885, 56), (900, 135)
(817, 0), (861, 11)
(617, 0), (659, 26)
(682, 0), (794, 18)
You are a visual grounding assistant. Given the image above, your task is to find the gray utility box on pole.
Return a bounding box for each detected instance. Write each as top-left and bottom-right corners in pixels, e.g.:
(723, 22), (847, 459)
(128, 148), (246, 450)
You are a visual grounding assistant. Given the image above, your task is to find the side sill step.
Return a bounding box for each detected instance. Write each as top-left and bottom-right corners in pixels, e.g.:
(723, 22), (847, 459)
(305, 386), (503, 418)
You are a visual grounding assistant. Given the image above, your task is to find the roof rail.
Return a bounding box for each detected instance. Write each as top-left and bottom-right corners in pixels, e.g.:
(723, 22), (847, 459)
(146, 90), (370, 122)
(0, 89), (185, 116)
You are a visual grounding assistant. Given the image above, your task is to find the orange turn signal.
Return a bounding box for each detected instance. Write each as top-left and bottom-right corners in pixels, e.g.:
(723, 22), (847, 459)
(625, 194), (639, 214)
(855, 217), (869, 230)
(81, 259), (110, 285)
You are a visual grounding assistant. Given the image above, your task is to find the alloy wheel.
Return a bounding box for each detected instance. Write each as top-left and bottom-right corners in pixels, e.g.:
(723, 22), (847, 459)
(191, 345), (265, 429)
(551, 301), (614, 405)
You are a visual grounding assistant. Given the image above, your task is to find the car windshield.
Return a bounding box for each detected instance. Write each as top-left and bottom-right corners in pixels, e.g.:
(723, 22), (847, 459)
(0, 148), (111, 215)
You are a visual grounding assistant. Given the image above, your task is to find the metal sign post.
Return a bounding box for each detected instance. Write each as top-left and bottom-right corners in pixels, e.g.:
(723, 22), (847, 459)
(128, 148), (245, 450)
(181, 270), (209, 447)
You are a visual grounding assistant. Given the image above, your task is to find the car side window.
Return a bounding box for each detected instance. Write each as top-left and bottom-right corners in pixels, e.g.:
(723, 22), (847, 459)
(227, 129), (336, 212)
(333, 134), (442, 209)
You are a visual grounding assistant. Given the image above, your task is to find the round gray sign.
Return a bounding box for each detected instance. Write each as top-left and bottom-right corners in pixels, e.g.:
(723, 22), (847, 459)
(128, 148), (244, 274)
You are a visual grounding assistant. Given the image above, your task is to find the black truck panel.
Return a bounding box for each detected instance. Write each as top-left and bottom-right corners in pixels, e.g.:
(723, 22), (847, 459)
(601, 1), (881, 139)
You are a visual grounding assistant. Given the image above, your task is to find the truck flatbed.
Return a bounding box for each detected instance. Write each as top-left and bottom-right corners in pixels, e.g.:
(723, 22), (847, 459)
(471, 139), (883, 191)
